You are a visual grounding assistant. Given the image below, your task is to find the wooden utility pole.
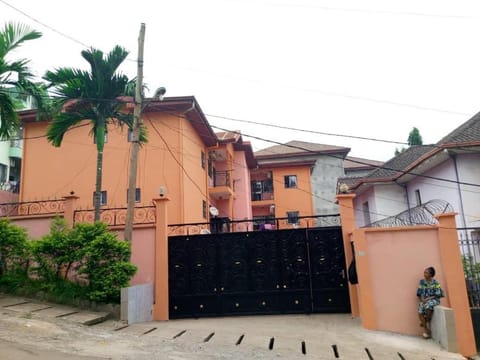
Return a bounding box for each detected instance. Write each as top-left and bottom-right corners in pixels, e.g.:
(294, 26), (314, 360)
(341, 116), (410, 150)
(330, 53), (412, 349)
(125, 23), (145, 242)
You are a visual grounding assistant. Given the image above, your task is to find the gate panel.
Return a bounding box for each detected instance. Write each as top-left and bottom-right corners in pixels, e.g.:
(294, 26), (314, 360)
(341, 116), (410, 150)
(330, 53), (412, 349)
(308, 228), (350, 313)
(168, 226), (349, 318)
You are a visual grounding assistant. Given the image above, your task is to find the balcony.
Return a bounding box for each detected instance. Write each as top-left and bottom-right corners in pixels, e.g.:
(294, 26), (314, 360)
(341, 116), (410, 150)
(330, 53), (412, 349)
(209, 170), (233, 200)
(251, 178), (274, 206)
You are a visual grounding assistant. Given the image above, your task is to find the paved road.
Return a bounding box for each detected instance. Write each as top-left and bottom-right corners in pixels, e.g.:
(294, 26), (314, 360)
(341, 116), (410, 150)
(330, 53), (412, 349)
(0, 294), (475, 359)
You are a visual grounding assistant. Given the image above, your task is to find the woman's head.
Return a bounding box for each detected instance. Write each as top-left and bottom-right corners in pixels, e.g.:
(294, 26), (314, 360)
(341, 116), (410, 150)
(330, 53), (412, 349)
(424, 266), (436, 279)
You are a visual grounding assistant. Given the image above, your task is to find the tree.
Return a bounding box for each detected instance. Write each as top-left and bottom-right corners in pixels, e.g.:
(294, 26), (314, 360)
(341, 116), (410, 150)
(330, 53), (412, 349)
(395, 127), (423, 155)
(407, 127), (423, 146)
(0, 22), (45, 138)
(44, 46), (136, 221)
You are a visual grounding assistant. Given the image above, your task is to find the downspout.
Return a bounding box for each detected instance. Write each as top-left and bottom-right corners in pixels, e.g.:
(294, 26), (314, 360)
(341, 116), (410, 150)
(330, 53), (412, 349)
(450, 152), (467, 229)
(395, 181), (412, 224)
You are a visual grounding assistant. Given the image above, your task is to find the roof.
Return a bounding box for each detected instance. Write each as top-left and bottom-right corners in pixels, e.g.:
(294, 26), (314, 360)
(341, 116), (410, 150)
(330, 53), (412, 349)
(255, 140), (350, 159)
(344, 156), (383, 170)
(344, 111), (480, 192)
(215, 130), (257, 169)
(19, 96), (218, 148)
(143, 96), (217, 147)
(437, 111), (480, 145)
(362, 145), (436, 180)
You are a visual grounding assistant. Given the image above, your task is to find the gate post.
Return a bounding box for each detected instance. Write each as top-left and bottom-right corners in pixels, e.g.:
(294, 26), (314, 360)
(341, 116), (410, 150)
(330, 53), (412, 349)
(336, 193), (360, 318)
(62, 194), (79, 228)
(152, 196), (170, 321)
(435, 212), (476, 357)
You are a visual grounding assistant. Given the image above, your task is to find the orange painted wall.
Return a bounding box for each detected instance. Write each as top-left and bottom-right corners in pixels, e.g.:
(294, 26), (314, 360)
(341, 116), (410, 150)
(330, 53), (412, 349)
(272, 166), (313, 220)
(359, 227), (447, 335)
(21, 113), (208, 225)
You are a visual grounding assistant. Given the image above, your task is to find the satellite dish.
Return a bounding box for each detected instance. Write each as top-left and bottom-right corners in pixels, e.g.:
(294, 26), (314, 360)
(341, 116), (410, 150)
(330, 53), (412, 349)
(209, 206), (219, 217)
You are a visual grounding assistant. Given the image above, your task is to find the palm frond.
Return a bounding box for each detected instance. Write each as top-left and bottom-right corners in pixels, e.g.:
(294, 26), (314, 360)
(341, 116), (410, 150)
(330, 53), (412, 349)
(0, 90), (18, 138)
(0, 22), (41, 57)
(46, 111), (88, 147)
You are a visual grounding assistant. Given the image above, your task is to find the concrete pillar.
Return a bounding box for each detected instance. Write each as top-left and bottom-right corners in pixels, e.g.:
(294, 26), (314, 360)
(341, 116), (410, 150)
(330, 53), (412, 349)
(62, 194), (79, 228)
(152, 196), (170, 321)
(435, 212), (476, 357)
(336, 193), (360, 318)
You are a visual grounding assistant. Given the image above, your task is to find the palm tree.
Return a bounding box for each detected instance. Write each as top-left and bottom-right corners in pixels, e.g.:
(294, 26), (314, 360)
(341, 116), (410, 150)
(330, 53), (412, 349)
(44, 46), (136, 221)
(0, 22), (45, 138)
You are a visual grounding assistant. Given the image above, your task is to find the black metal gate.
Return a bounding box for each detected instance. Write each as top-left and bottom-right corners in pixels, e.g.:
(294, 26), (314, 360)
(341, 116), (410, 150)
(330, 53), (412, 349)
(168, 227), (350, 318)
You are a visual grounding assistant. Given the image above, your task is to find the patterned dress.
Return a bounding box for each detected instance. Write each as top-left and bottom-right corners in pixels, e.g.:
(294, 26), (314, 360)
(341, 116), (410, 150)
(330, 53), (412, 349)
(417, 278), (444, 315)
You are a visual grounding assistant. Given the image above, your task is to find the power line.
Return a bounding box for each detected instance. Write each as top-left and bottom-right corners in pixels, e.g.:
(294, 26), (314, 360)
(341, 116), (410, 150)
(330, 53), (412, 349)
(0, 0), (90, 48)
(206, 113), (408, 145)
(209, 124), (480, 189)
(0, 0), (137, 62)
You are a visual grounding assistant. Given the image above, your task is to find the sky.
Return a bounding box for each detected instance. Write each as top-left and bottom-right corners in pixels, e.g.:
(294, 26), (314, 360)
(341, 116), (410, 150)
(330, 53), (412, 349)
(2, 0), (480, 161)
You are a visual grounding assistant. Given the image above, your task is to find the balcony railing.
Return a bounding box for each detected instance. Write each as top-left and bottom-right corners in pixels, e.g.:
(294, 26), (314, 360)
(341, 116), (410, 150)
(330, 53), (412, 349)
(213, 171), (231, 188)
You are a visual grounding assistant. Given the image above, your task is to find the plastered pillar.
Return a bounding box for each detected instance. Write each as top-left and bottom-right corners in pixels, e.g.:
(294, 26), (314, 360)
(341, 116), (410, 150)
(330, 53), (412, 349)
(435, 213), (476, 357)
(336, 193), (360, 317)
(152, 196), (170, 321)
(62, 194), (79, 228)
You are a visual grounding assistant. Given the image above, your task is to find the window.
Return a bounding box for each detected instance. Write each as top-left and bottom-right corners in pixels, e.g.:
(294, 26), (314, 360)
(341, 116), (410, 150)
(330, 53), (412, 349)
(284, 175), (297, 189)
(286, 211), (299, 224)
(201, 151), (206, 169)
(0, 164), (7, 183)
(202, 200), (207, 219)
(414, 189), (422, 206)
(362, 202), (371, 225)
(93, 191), (107, 206)
(127, 188), (141, 203)
(208, 158), (213, 178)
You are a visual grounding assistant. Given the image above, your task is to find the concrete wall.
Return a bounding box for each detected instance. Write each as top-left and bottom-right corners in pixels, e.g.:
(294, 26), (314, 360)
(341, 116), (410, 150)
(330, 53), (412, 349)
(311, 155), (343, 215)
(338, 194), (476, 357)
(356, 226), (448, 335)
(11, 215), (59, 240)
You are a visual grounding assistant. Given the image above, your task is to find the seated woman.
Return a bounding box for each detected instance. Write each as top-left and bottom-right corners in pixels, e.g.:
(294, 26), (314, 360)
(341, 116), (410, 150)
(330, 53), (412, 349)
(417, 266), (444, 339)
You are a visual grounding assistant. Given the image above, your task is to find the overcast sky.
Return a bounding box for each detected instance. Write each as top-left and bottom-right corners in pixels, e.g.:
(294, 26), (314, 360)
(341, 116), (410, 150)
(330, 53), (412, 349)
(2, 0), (480, 161)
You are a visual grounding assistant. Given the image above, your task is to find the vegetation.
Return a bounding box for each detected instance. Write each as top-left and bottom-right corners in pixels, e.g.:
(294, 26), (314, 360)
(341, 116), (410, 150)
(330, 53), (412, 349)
(43, 46), (140, 221)
(395, 127), (424, 155)
(0, 22), (47, 138)
(0, 217), (137, 304)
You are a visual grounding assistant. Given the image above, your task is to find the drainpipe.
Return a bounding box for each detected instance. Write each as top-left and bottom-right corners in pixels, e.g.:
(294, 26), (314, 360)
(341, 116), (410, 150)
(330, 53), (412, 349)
(449, 152), (467, 230)
(395, 181), (412, 224)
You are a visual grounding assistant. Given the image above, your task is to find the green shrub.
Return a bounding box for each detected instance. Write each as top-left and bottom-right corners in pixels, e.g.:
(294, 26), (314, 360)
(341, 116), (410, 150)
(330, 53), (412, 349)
(81, 231), (137, 303)
(31, 217), (83, 281)
(0, 218), (30, 275)
(2, 219), (137, 305)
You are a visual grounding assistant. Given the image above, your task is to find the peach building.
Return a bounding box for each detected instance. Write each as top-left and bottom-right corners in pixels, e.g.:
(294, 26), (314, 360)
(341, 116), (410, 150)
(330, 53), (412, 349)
(18, 96), (254, 228)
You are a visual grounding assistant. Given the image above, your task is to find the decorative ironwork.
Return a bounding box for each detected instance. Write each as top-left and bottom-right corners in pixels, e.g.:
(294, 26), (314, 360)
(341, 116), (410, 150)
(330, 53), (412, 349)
(168, 227), (350, 318)
(74, 206), (155, 226)
(168, 214), (341, 236)
(367, 199), (454, 228)
(0, 199), (64, 217)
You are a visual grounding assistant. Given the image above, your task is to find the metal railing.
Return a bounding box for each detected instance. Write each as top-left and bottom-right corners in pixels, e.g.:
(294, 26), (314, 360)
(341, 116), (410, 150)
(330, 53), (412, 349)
(74, 205), (155, 226)
(0, 199), (64, 217)
(458, 228), (480, 308)
(168, 214), (341, 236)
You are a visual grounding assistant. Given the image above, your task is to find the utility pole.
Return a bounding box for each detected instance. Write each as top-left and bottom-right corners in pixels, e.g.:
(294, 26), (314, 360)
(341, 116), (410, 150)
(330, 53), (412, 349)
(125, 23), (145, 242)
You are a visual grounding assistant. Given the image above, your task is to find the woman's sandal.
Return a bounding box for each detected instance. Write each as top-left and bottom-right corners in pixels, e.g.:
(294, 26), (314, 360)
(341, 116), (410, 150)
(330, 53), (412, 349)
(422, 332), (431, 339)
